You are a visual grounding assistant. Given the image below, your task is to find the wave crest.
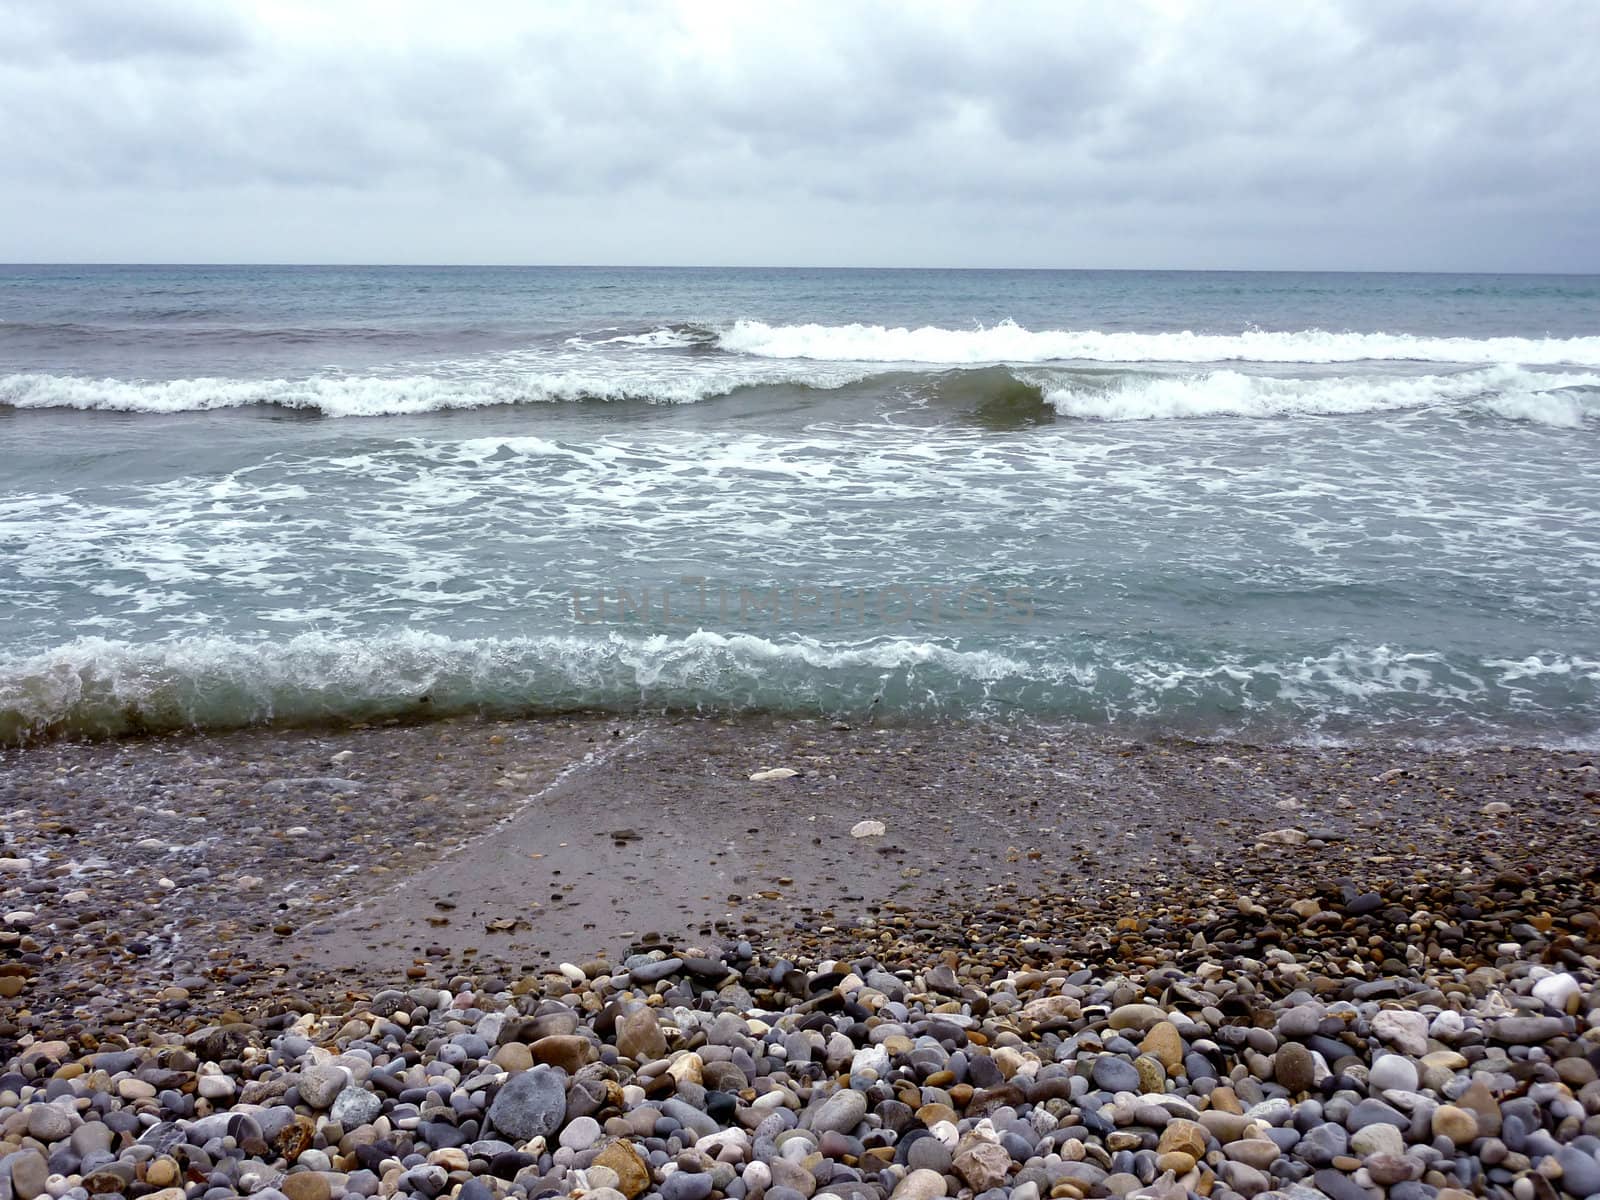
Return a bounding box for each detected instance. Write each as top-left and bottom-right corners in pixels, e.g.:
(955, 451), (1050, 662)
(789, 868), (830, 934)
(716, 318), (1600, 367)
(1040, 365), (1599, 425)
(3, 631), (1595, 746)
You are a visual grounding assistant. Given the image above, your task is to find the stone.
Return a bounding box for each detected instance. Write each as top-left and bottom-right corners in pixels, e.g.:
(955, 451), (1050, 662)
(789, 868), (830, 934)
(748, 768), (799, 781)
(594, 1140), (650, 1199)
(1021, 995), (1082, 1024)
(26, 1105), (72, 1143)
(1456, 1080), (1503, 1137)
(1368, 1054), (1419, 1093)
(488, 1066), (567, 1140)
(297, 1064), (349, 1109)
(1108, 1004), (1168, 1032)
(1277, 1004), (1325, 1040)
(850, 820), (886, 838)
(1351, 1124), (1404, 1159)
(1297, 1123), (1348, 1166)
(617, 1007), (668, 1061)
(1532, 972), (1581, 1012)
(1158, 1120), (1207, 1160)
(1093, 1056), (1142, 1094)
(1491, 1016), (1567, 1045)
(281, 1173), (332, 1200)
(1140, 1022), (1183, 1072)
(891, 1169), (948, 1200)
(494, 1043), (534, 1072)
(4, 1150), (48, 1200)
(661, 1172), (715, 1200)
(559, 1116), (602, 1152)
(1365, 1153), (1418, 1185)
(953, 1137), (1012, 1192)
(1224, 1139), (1281, 1170)
(530, 1034), (598, 1073)
(1156, 1152), (1196, 1175)
(1275, 1042), (1315, 1094)
(811, 1088), (869, 1135)
(1431, 1105), (1477, 1145)
(330, 1086), (383, 1129)
(1371, 1011), (1429, 1057)
(1556, 1146), (1600, 1197)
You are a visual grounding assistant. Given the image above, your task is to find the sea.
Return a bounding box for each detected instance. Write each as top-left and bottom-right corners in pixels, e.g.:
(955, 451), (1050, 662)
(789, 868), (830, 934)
(2, 265), (1597, 747)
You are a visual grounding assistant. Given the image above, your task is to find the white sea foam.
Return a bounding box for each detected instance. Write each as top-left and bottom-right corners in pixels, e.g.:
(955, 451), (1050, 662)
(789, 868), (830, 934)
(717, 318), (1600, 366)
(0, 362), (864, 416)
(3, 629), (1594, 746)
(1039, 365), (1600, 424)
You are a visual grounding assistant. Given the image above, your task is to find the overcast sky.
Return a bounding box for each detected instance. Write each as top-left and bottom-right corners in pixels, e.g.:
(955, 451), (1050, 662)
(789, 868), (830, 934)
(2, 0), (1597, 271)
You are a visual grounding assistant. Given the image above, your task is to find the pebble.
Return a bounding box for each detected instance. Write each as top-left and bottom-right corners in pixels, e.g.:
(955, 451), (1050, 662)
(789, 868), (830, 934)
(487, 1065), (567, 1140)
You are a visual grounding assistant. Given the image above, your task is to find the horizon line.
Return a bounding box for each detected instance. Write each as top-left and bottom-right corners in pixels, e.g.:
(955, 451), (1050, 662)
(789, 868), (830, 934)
(2, 261), (1598, 277)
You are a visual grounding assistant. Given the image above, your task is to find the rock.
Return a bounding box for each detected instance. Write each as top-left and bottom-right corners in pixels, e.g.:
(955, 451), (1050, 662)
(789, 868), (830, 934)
(1297, 1123), (1348, 1166)
(1093, 1055), (1142, 1093)
(1108, 1004), (1168, 1032)
(1260, 828), (1309, 845)
(1224, 1139), (1281, 1170)
(330, 1086), (383, 1129)
(530, 1034), (598, 1073)
(749, 768), (799, 781)
(1456, 1080), (1503, 1137)
(1556, 1147), (1600, 1197)
(1371, 1011), (1429, 1056)
(850, 819), (886, 838)
(1368, 1054), (1419, 1093)
(297, 1064), (348, 1109)
(488, 1066), (567, 1140)
(1277, 1004), (1325, 1040)
(593, 1140), (650, 1199)
(1532, 972), (1581, 1012)
(769, 1156), (817, 1197)
(953, 1137), (1012, 1192)
(1431, 1105), (1477, 1146)
(661, 1173), (715, 1200)
(1350, 1123), (1404, 1159)
(1491, 1016), (1567, 1044)
(4, 1150), (48, 1200)
(281, 1173), (332, 1200)
(810, 1088), (868, 1135)
(559, 1116), (602, 1152)
(26, 1104), (73, 1142)
(1157, 1120), (1207, 1160)
(1140, 1022), (1183, 1072)
(616, 1007), (668, 1060)
(891, 1169), (948, 1200)
(1365, 1153), (1418, 1185)
(1021, 995), (1082, 1024)
(1275, 1042), (1315, 1093)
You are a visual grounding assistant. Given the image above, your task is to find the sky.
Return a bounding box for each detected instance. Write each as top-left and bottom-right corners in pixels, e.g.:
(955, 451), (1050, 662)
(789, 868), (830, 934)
(2, 0), (1597, 271)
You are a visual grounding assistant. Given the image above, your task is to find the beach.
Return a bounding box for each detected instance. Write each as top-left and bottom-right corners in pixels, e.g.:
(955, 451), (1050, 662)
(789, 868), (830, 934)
(3, 265), (1599, 1199)
(3, 716), (1598, 1200)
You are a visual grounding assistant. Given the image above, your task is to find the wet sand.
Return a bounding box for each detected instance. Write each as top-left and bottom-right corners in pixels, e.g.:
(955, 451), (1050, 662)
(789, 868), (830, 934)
(3, 713), (1596, 1042)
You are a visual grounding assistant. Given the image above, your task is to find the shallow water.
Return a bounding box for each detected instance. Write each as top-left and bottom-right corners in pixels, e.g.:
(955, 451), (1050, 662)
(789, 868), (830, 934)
(2, 266), (1597, 744)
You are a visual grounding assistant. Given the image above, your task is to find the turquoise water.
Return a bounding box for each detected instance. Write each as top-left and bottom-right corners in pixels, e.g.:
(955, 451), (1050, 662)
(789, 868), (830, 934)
(2, 266), (1598, 744)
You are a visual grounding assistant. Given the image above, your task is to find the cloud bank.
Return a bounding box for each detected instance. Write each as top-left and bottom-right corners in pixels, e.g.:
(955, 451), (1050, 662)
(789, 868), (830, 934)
(2, 0), (1596, 269)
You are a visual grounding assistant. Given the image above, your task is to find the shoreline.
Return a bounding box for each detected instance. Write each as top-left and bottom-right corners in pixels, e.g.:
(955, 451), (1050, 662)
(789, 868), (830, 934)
(2, 714), (1597, 1200)
(3, 712), (1595, 1030)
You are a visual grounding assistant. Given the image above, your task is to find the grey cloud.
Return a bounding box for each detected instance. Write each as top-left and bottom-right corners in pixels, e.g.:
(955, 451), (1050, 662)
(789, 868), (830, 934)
(0, 0), (1596, 269)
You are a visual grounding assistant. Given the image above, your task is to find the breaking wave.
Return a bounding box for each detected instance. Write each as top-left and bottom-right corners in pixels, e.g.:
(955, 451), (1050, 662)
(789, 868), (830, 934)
(3, 631), (1595, 746)
(1037, 365), (1600, 426)
(0, 367), (864, 416)
(715, 318), (1600, 366)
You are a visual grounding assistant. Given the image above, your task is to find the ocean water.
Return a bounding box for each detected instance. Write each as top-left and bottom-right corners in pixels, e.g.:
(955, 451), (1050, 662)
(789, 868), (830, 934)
(2, 264), (1598, 746)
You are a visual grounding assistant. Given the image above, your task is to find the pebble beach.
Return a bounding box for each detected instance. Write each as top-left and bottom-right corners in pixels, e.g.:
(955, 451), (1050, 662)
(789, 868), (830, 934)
(3, 715), (1598, 1200)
